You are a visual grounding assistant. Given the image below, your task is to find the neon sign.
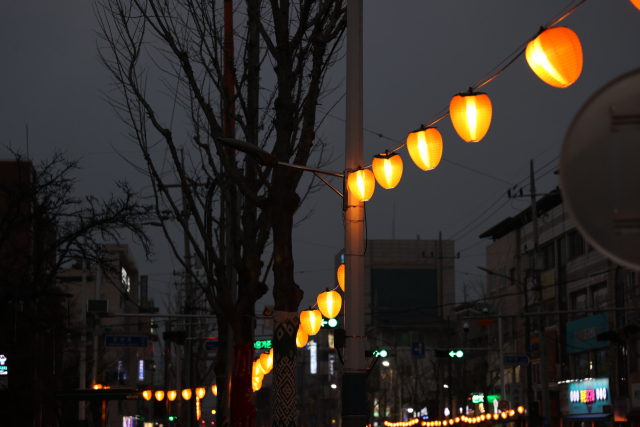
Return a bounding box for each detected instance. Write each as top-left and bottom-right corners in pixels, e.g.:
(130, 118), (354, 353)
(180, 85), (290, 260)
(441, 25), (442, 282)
(570, 387), (607, 404)
(568, 378), (611, 414)
(0, 354), (7, 376)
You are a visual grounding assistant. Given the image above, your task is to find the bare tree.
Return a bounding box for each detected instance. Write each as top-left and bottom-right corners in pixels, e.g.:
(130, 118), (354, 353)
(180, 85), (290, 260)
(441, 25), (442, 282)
(94, 1), (346, 426)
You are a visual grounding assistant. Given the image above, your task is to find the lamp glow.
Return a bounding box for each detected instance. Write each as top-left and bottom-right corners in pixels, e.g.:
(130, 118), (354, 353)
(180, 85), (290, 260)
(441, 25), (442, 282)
(633, 0), (640, 10)
(300, 308), (323, 335)
(347, 169), (375, 202)
(493, 414), (499, 421)
(167, 390), (177, 401)
(196, 387), (206, 399)
(155, 390), (165, 401)
(211, 385), (217, 396)
(259, 351), (273, 373)
(296, 327), (309, 348)
(372, 152), (403, 189)
(407, 127), (443, 171)
(252, 361), (264, 382)
(517, 406), (524, 414)
(142, 390), (152, 401)
(182, 389), (192, 400)
(500, 412), (507, 420)
(526, 27), (582, 88)
(337, 264), (345, 291)
(450, 92), (492, 143)
(508, 410), (515, 417)
(317, 289), (342, 319)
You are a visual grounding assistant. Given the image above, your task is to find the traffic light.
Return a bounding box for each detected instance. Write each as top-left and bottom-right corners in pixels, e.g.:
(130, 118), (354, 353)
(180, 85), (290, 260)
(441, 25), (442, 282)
(449, 350), (464, 358)
(365, 349), (389, 357)
(321, 318), (339, 328)
(596, 330), (619, 343)
(168, 416), (178, 421)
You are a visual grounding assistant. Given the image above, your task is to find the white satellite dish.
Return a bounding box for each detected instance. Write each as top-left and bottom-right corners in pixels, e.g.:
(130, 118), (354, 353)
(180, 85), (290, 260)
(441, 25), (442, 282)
(560, 68), (640, 270)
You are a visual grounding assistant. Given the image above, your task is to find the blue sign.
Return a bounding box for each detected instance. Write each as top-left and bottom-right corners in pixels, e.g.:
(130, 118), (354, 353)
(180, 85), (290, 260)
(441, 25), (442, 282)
(105, 336), (148, 348)
(503, 355), (530, 366)
(568, 378), (611, 414)
(566, 314), (609, 354)
(412, 342), (425, 359)
(204, 340), (219, 351)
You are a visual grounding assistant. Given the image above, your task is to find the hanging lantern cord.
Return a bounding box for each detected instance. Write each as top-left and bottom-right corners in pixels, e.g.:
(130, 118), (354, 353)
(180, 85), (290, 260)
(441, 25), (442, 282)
(546, 0), (587, 28)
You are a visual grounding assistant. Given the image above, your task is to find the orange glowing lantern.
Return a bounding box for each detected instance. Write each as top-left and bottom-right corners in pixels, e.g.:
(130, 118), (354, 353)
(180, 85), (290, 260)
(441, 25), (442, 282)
(93, 384), (103, 390)
(493, 414), (499, 421)
(211, 385), (217, 397)
(347, 168), (375, 202)
(317, 289), (342, 319)
(372, 152), (403, 189)
(508, 410), (515, 417)
(296, 327), (309, 348)
(500, 412), (507, 420)
(252, 361), (264, 381)
(337, 264), (345, 292)
(155, 390), (165, 401)
(526, 27), (582, 88)
(633, 0), (640, 10)
(142, 390), (153, 401)
(259, 351), (273, 374)
(252, 375), (263, 392)
(517, 406), (524, 414)
(182, 389), (192, 400)
(443, 421), (448, 427)
(167, 390), (177, 401)
(450, 92), (492, 143)
(300, 308), (322, 335)
(196, 387), (206, 399)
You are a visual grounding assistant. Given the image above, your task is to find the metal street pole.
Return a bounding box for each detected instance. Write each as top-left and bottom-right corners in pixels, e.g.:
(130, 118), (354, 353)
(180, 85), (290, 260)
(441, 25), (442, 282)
(79, 236), (87, 427)
(530, 160), (551, 427)
(498, 310), (505, 400)
(92, 268), (102, 387)
(342, 1), (367, 426)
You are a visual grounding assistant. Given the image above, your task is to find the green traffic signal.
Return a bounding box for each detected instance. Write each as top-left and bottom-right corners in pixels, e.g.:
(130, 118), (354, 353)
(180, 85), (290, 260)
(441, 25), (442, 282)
(448, 350), (464, 358)
(373, 349), (388, 358)
(168, 416), (178, 421)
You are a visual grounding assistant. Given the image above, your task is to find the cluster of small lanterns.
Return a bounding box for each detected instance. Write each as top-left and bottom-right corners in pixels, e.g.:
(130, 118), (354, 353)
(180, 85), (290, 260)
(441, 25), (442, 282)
(252, 348), (274, 392)
(140, 385), (217, 402)
(297, 286), (343, 346)
(384, 419), (421, 427)
(347, 25), (586, 204)
(414, 407), (525, 427)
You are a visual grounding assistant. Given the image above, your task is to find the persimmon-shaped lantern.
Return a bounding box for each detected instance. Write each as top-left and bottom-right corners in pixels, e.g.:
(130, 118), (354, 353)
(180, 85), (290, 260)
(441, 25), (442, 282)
(259, 351), (273, 374)
(155, 390), (165, 401)
(296, 327), (309, 348)
(167, 390), (177, 401)
(526, 27), (582, 88)
(347, 168), (375, 202)
(252, 361), (264, 381)
(252, 375), (263, 392)
(211, 385), (217, 397)
(182, 389), (192, 400)
(337, 264), (345, 292)
(454, 418), (460, 424)
(317, 288), (342, 319)
(450, 91), (492, 143)
(407, 127), (443, 171)
(300, 308), (322, 335)
(142, 390), (153, 401)
(372, 152), (403, 189)
(196, 387), (206, 399)
(492, 414), (499, 421)
(633, 0), (640, 10)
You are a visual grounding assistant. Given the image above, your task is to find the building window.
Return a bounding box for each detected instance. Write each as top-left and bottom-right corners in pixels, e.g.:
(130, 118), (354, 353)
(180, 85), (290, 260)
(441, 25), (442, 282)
(568, 231), (585, 259)
(499, 266), (506, 289)
(572, 291), (587, 320)
(592, 284), (608, 310)
(574, 352), (590, 379)
(542, 243), (555, 270)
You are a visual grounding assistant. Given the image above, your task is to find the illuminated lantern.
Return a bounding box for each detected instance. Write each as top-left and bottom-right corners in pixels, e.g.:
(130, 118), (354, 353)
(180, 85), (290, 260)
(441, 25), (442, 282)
(493, 414), (499, 421)
(347, 168), (375, 202)
(259, 351), (273, 374)
(182, 389), (192, 400)
(252, 375), (263, 392)
(155, 390), (165, 401)
(300, 308), (322, 335)
(525, 27), (582, 88)
(407, 128), (442, 171)
(633, 0), (640, 10)
(196, 387), (206, 399)
(211, 385), (217, 397)
(93, 384), (103, 390)
(517, 406), (525, 414)
(372, 152), (403, 189)
(296, 327), (309, 348)
(454, 418), (460, 424)
(443, 421), (448, 426)
(508, 410), (515, 417)
(500, 412), (507, 420)
(337, 264), (345, 292)
(450, 92), (492, 143)
(252, 361), (264, 381)
(317, 289), (342, 319)
(167, 390), (177, 401)
(142, 390), (153, 401)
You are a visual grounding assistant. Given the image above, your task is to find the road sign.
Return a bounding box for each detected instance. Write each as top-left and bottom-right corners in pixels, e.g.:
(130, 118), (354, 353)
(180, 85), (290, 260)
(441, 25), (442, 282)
(498, 400), (510, 412)
(412, 342), (425, 359)
(105, 336), (148, 348)
(503, 355), (530, 366)
(204, 340), (219, 351)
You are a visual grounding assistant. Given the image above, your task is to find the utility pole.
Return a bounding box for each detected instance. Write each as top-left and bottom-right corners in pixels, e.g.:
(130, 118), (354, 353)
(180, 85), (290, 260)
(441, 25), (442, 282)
(165, 322), (172, 420)
(182, 147), (194, 427)
(530, 160), (551, 427)
(343, 1), (366, 426)
(79, 236), (87, 427)
(92, 268), (102, 387)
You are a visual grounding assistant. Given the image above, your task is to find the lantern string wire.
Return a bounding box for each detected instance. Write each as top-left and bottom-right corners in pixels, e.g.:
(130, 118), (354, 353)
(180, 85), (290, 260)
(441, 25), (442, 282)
(370, 0), (588, 159)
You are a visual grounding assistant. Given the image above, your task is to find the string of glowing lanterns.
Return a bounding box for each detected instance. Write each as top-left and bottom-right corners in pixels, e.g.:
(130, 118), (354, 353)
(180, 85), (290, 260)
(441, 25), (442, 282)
(383, 407), (525, 427)
(347, 10), (592, 204)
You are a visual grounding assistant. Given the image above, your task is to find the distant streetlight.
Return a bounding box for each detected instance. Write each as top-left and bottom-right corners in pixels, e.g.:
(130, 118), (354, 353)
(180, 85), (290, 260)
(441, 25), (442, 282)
(407, 408), (414, 413)
(443, 384), (449, 388)
(331, 384), (338, 389)
(382, 361), (390, 367)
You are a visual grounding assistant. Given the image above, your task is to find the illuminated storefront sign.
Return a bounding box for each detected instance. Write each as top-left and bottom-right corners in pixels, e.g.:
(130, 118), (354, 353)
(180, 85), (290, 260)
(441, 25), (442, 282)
(310, 341), (317, 374)
(0, 354), (7, 375)
(471, 393), (484, 403)
(254, 340), (272, 349)
(138, 360), (144, 381)
(568, 378), (611, 414)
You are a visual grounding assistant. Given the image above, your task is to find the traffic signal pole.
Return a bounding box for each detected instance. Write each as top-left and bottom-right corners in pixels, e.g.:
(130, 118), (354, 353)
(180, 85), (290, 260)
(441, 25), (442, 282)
(343, 1), (367, 426)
